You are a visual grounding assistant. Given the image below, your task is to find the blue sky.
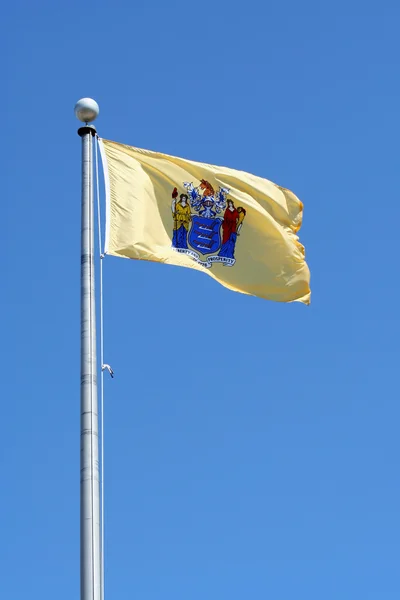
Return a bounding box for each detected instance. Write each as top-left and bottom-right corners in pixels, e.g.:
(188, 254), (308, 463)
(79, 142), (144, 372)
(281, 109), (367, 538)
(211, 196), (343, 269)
(3, 0), (400, 598)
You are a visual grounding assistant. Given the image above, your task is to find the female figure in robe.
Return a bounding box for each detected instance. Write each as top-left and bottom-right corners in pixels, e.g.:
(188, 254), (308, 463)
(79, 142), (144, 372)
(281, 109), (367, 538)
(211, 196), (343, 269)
(218, 200), (239, 259)
(172, 192), (191, 249)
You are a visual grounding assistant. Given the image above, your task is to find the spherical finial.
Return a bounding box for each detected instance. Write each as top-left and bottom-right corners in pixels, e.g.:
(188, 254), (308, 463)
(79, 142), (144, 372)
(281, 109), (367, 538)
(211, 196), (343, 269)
(74, 98), (100, 123)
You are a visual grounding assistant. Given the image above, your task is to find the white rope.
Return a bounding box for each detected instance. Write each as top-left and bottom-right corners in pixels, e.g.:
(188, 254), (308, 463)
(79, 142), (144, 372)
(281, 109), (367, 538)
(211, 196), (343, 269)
(95, 135), (105, 600)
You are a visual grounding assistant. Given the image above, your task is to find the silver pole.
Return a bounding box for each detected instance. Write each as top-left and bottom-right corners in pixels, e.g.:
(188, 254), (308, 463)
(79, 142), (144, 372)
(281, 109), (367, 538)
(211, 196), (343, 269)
(78, 119), (101, 600)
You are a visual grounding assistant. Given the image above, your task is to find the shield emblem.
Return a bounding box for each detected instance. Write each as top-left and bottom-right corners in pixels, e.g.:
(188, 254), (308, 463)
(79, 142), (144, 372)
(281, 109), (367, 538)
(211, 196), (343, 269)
(189, 216), (222, 255)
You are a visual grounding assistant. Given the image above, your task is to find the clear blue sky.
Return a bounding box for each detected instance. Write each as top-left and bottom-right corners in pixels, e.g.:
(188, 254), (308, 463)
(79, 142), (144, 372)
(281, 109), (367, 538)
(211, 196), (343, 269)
(3, 1), (399, 598)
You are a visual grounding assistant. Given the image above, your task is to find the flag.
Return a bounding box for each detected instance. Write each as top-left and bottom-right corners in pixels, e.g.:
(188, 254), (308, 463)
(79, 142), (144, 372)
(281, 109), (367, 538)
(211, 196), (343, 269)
(99, 138), (311, 304)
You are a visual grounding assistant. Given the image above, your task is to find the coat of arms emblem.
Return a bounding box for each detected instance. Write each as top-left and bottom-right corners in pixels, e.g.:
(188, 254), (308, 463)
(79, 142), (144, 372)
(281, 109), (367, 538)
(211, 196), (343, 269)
(171, 179), (246, 268)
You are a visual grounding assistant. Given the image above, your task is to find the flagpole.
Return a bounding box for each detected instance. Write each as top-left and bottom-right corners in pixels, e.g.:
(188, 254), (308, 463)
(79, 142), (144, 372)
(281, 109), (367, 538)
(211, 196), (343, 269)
(75, 98), (101, 600)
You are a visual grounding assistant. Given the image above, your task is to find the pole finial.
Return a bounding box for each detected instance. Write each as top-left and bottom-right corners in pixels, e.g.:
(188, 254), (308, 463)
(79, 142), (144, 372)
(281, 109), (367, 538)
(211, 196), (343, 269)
(75, 98), (99, 124)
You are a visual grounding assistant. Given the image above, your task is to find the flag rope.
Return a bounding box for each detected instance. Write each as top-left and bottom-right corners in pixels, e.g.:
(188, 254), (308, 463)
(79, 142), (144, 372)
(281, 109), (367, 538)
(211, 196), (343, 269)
(95, 136), (105, 600)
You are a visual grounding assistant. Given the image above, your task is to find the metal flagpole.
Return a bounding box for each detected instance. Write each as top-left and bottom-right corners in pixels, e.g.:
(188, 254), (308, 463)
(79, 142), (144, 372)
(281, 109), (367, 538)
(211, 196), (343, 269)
(75, 98), (101, 600)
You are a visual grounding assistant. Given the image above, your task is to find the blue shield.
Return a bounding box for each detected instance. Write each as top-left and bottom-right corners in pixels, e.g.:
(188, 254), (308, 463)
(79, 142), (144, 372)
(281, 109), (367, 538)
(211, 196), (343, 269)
(189, 216), (222, 255)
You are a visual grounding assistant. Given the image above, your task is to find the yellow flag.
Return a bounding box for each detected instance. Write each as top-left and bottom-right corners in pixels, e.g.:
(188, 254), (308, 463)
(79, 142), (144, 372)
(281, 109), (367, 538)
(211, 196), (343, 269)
(99, 138), (311, 304)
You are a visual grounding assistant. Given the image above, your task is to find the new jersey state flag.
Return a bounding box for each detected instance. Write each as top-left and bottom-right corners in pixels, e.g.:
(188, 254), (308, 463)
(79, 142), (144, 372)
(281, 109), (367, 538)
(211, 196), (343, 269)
(99, 138), (311, 304)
